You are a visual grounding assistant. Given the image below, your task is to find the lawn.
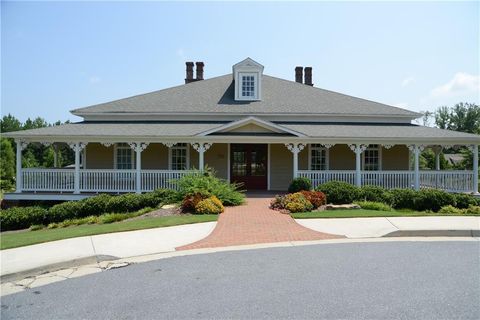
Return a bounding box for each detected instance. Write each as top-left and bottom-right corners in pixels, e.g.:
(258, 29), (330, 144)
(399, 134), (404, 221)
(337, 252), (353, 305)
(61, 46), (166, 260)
(291, 209), (479, 219)
(0, 215), (218, 250)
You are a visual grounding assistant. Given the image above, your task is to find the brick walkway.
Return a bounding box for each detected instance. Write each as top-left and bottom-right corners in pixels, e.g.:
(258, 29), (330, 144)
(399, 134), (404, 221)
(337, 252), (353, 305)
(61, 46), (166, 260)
(176, 196), (343, 250)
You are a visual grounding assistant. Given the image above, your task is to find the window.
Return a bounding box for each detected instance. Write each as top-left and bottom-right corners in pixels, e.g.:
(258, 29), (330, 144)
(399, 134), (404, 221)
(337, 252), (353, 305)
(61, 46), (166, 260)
(170, 143), (189, 170)
(363, 145), (381, 171)
(309, 144), (328, 170)
(241, 75), (255, 97)
(115, 143), (134, 169)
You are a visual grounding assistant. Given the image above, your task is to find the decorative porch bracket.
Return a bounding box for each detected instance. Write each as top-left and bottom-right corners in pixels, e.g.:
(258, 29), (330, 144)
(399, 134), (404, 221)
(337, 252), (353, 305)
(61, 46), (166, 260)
(68, 142), (88, 194)
(348, 144), (368, 186)
(15, 140), (29, 193)
(407, 144), (426, 190)
(129, 142), (150, 194)
(285, 143), (306, 178)
(192, 142), (212, 170)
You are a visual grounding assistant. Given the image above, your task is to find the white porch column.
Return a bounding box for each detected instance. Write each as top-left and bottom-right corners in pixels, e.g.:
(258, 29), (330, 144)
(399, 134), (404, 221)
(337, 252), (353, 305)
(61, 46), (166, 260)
(69, 142), (87, 194)
(192, 142), (212, 170)
(285, 143), (305, 178)
(129, 142), (149, 194)
(349, 144), (367, 187)
(408, 144), (424, 191)
(15, 140), (27, 193)
(473, 144), (478, 194)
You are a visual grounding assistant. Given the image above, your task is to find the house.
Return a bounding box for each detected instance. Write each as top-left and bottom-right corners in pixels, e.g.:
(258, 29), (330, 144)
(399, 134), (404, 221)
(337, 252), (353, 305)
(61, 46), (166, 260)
(4, 58), (479, 201)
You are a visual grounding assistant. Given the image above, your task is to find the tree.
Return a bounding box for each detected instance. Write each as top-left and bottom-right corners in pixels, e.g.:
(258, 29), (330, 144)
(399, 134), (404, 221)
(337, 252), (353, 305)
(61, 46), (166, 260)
(0, 114), (22, 133)
(0, 138), (15, 190)
(434, 103), (480, 171)
(435, 103), (479, 134)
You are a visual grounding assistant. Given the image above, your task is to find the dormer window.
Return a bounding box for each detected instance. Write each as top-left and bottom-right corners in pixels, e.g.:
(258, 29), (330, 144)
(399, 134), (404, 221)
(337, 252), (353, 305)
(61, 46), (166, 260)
(241, 74), (256, 98)
(233, 58), (264, 101)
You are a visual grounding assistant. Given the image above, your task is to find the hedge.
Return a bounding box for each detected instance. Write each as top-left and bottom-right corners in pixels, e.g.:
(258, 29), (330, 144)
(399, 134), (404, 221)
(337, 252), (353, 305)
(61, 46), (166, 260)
(312, 180), (479, 212)
(0, 189), (177, 231)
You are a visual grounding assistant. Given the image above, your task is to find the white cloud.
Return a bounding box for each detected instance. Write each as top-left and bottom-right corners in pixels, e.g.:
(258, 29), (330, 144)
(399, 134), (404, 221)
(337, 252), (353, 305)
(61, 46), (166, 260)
(401, 76), (415, 87)
(430, 72), (479, 98)
(89, 76), (101, 84)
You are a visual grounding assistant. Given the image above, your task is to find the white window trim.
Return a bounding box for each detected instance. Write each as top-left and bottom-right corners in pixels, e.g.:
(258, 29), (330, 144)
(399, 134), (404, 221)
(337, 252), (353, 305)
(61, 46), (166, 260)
(235, 72), (261, 101)
(308, 144), (329, 170)
(113, 143), (135, 170)
(362, 144), (382, 171)
(168, 143), (190, 170)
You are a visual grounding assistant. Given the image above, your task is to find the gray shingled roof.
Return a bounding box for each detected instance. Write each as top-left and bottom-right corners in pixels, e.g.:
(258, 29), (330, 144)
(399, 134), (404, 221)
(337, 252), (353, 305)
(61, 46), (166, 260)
(71, 75), (420, 117)
(5, 121), (479, 143)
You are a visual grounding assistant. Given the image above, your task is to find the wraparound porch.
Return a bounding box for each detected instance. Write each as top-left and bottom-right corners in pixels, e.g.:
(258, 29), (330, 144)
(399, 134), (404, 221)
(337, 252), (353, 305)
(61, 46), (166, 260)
(5, 139), (479, 201)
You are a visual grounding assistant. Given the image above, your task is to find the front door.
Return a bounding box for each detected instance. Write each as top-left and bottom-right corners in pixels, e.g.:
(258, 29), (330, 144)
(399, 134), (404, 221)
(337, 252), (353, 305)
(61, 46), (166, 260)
(231, 144), (268, 190)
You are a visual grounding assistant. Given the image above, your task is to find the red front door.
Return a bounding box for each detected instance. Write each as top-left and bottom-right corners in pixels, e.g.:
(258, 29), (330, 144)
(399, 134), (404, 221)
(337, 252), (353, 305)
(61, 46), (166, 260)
(231, 144), (268, 190)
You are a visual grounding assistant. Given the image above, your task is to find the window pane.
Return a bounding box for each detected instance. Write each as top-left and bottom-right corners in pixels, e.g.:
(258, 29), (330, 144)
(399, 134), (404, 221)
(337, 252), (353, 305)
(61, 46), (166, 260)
(116, 143), (133, 169)
(171, 144), (188, 170)
(232, 151), (247, 176)
(310, 145), (327, 170)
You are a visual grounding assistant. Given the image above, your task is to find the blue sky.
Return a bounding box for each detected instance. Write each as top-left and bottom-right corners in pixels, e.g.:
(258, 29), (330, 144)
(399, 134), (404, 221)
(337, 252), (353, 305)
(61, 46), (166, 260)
(2, 1), (479, 123)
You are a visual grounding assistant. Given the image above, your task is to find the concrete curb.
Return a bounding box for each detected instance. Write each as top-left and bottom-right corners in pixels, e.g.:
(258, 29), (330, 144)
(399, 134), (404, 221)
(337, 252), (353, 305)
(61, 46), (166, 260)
(383, 230), (480, 237)
(0, 255), (118, 283)
(2, 235), (479, 287)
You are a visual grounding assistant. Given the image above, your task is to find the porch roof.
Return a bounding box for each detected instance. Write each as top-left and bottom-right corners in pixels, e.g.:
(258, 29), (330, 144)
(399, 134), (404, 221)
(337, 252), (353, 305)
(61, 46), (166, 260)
(4, 121), (480, 144)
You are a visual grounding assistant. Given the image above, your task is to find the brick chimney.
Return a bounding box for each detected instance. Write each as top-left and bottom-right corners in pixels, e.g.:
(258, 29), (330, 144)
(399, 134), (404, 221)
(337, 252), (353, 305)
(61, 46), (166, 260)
(185, 62), (194, 84)
(295, 66), (303, 83)
(304, 67), (313, 86)
(196, 62), (204, 81)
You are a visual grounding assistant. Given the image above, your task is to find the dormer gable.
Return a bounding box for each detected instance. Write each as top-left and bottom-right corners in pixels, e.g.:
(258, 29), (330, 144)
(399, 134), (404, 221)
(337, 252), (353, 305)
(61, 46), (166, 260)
(232, 58), (264, 101)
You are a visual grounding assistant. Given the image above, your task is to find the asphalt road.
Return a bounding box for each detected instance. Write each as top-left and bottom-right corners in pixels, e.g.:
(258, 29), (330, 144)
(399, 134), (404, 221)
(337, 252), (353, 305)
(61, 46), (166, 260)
(2, 241), (479, 320)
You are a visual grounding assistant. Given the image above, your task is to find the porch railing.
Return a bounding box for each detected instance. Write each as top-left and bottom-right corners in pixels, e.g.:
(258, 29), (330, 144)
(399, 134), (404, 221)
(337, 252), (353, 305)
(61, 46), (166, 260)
(298, 170), (475, 193)
(22, 169), (189, 193)
(23, 169), (75, 192)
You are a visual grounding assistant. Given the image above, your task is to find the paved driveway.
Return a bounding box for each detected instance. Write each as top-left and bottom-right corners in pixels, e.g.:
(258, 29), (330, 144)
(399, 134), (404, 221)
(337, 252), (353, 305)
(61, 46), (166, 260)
(2, 241), (478, 320)
(177, 197), (341, 250)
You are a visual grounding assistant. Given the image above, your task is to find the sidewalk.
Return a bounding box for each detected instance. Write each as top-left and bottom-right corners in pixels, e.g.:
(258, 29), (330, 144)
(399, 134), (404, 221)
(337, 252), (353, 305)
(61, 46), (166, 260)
(0, 222), (216, 277)
(2, 216), (479, 279)
(296, 216), (480, 238)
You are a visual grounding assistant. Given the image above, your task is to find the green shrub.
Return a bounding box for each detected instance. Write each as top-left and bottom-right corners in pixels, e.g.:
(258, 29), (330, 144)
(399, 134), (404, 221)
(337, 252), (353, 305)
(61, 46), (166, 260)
(465, 205), (480, 215)
(284, 193), (313, 213)
(0, 206), (48, 231)
(415, 189), (455, 212)
(78, 194), (111, 217)
(355, 201), (392, 211)
(49, 201), (83, 222)
(105, 193), (145, 213)
(390, 188), (418, 210)
(195, 196), (224, 214)
(452, 193), (478, 209)
(47, 222), (59, 229)
(299, 190), (326, 208)
(288, 177), (312, 193)
(99, 213), (132, 224)
(174, 168), (244, 206)
(315, 181), (360, 204)
(359, 185), (393, 204)
(29, 224), (45, 231)
(438, 205), (464, 215)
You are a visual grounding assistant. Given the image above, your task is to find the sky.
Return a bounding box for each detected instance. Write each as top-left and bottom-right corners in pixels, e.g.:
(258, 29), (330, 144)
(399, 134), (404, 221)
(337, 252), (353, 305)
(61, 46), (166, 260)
(1, 1), (479, 124)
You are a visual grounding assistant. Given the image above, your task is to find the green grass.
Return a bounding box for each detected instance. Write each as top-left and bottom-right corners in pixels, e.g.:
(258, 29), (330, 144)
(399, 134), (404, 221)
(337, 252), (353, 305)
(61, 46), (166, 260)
(291, 209), (479, 219)
(0, 215), (218, 250)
